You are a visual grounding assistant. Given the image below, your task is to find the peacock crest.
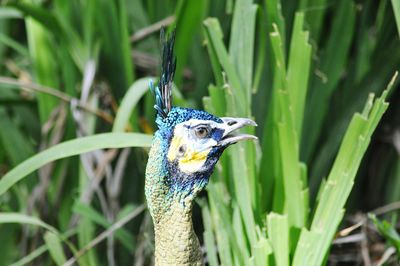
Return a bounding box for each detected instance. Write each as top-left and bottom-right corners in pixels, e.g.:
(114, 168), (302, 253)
(150, 27), (176, 124)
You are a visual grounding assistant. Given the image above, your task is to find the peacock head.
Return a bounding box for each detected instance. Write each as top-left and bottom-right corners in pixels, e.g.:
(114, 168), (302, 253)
(153, 106), (257, 201)
(145, 28), (257, 213)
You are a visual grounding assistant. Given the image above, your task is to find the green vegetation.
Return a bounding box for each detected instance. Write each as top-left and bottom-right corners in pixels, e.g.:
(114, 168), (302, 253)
(0, 0), (399, 265)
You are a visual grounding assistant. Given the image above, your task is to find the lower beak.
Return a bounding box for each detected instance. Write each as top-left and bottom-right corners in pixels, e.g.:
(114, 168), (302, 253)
(217, 117), (258, 146)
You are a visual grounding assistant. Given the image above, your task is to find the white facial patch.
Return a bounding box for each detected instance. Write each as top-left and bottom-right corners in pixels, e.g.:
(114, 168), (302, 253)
(167, 119), (220, 173)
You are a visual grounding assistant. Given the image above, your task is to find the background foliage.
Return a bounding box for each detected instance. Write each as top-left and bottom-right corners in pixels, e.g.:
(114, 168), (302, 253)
(0, 0), (399, 265)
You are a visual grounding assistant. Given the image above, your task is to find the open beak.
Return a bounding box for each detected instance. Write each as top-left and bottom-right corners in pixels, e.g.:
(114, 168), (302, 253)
(217, 117), (258, 146)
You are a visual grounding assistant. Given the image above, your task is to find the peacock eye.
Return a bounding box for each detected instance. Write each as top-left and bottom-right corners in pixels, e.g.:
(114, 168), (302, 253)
(194, 126), (210, 139)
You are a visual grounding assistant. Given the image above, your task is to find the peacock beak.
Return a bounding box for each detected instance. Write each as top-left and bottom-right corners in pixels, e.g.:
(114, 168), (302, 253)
(217, 117), (258, 146)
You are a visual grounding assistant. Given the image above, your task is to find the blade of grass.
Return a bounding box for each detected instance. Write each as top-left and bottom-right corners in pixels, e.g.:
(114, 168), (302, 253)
(228, 144), (258, 246)
(267, 213), (289, 266)
(25, 7), (60, 123)
(173, 0), (208, 87)
(44, 231), (67, 266)
(286, 12), (312, 137)
(370, 214), (400, 252)
(292, 228), (320, 265)
(203, 21), (224, 87)
(391, 0), (400, 38)
(0, 32), (29, 57)
(302, 0), (356, 162)
(76, 215), (97, 266)
(97, 0), (134, 98)
(73, 202), (135, 251)
(0, 213), (58, 234)
(10, 246), (47, 266)
(208, 183), (234, 266)
(266, 22), (306, 231)
(251, 236), (273, 266)
(294, 73), (396, 266)
(233, 205), (250, 259)
(0, 133), (152, 196)
(113, 77), (154, 132)
(299, 0), (328, 43)
(264, 0), (286, 44)
(203, 18), (248, 115)
(0, 7), (22, 19)
(9, 228), (77, 266)
(229, 0), (257, 103)
(277, 90), (306, 228)
(199, 201), (219, 266)
(260, 23), (286, 214)
(0, 108), (34, 166)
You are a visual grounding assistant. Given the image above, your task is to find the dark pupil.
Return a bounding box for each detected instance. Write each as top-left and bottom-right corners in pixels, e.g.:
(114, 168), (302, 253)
(196, 127), (208, 138)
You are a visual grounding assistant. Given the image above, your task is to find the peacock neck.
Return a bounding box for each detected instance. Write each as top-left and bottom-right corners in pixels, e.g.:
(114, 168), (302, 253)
(145, 136), (203, 265)
(153, 201), (203, 265)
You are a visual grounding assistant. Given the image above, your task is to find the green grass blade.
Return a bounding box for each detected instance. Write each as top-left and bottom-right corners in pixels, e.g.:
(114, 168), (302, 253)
(391, 0), (400, 38)
(370, 214), (400, 252)
(264, 0), (285, 44)
(229, 0), (257, 102)
(117, 0), (135, 83)
(229, 144), (258, 245)
(0, 213), (58, 234)
(294, 73), (396, 266)
(0, 32), (29, 56)
(286, 12), (312, 137)
(0, 108), (34, 166)
(97, 0), (134, 97)
(76, 215), (97, 266)
(0, 7), (22, 19)
(10, 246), (47, 266)
(292, 228), (321, 266)
(208, 183), (234, 266)
(233, 205), (250, 259)
(173, 0), (208, 87)
(25, 15), (60, 123)
(206, 84), (226, 117)
(203, 18), (248, 115)
(252, 7), (267, 93)
(302, 0), (356, 161)
(266, 23), (307, 230)
(200, 201), (219, 266)
(300, 0), (327, 43)
(251, 236), (273, 266)
(44, 232), (67, 266)
(267, 213), (289, 266)
(113, 77), (154, 132)
(0, 133), (152, 196)
(73, 202), (135, 251)
(203, 23), (224, 88)
(277, 90), (306, 228)
(10, 229), (76, 266)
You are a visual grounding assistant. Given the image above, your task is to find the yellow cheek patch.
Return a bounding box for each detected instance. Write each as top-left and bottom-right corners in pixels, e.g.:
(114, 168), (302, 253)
(167, 134), (211, 173)
(167, 135), (183, 162)
(179, 148), (210, 173)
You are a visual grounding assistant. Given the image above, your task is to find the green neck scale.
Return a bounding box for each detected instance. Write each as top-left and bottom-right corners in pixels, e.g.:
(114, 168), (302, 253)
(145, 137), (203, 265)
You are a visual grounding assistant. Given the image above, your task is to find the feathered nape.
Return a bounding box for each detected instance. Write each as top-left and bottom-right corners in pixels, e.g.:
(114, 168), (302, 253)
(150, 28), (176, 125)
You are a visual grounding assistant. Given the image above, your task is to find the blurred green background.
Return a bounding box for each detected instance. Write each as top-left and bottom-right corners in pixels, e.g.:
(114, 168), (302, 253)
(0, 0), (399, 265)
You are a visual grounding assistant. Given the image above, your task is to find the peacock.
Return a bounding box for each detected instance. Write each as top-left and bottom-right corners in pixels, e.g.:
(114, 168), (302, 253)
(145, 28), (257, 265)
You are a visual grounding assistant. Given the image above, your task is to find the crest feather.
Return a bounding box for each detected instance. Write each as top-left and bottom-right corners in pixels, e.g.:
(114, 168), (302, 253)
(150, 27), (176, 120)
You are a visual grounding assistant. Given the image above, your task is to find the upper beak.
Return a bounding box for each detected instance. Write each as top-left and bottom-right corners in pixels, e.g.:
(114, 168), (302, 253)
(217, 117), (258, 146)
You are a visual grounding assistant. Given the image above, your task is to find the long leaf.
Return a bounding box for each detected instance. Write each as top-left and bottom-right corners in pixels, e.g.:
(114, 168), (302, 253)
(0, 213), (58, 234)
(391, 0), (400, 38)
(113, 77), (154, 132)
(0, 133), (152, 196)
(44, 232), (67, 266)
(293, 72), (396, 266)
